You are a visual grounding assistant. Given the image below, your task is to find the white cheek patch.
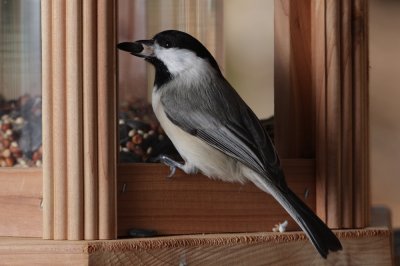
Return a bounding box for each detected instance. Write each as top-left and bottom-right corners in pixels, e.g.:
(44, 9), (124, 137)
(154, 44), (205, 76)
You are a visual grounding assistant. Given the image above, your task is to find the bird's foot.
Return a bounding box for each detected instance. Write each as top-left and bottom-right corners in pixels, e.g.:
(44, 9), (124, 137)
(154, 155), (185, 178)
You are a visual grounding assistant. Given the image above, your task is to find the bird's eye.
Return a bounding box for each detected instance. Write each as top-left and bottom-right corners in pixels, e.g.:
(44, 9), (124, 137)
(160, 40), (172, 48)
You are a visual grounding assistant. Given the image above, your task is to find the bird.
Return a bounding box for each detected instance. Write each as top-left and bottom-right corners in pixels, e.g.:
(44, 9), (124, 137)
(117, 30), (342, 258)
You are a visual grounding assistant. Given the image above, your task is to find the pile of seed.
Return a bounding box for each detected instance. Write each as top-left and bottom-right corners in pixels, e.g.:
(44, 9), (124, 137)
(119, 99), (177, 163)
(0, 95), (42, 167)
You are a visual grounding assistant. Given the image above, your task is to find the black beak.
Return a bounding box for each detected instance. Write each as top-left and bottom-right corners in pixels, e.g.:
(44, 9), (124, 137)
(117, 39), (154, 58)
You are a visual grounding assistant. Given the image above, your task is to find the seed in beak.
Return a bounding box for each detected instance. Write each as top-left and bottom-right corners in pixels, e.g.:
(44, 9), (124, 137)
(117, 42), (143, 54)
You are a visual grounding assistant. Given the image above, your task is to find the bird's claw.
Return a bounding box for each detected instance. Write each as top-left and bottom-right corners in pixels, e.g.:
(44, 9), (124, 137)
(167, 165), (176, 178)
(154, 154), (183, 178)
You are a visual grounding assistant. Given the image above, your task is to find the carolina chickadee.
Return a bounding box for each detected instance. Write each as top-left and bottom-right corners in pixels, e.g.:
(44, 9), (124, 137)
(117, 30), (342, 258)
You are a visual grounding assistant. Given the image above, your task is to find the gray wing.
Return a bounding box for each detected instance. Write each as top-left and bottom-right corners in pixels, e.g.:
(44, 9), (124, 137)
(160, 77), (285, 186)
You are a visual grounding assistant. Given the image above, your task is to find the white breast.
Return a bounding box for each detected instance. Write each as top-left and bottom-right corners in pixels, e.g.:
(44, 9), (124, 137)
(151, 88), (247, 184)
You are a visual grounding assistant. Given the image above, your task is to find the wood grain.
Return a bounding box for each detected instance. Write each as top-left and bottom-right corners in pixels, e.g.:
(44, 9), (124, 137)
(117, 160), (315, 236)
(41, 0), (54, 240)
(274, 0), (315, 159)
(89, 229), (393, 266)
(83, 0), (99, 240)
(0, 227), (392, 265)
(311, 0), (327, 224)
(0, 169), (42, 237)
(311, 0), (370, 228)
(0, 197), (42, 238)
(288, 0), (314, 158)
(0, 238), (88, 265)
(363, 0), (370, 228)
(325, 0), (342, 229)
(340, 0), (354, 229)
(51, 0), (68, 240)
(41, 0), (118, 240)
(353, 0), (370, 229)
(97, 0), (117, 240)
(0, 169), (42, 197)
(66, 0), (84, 241)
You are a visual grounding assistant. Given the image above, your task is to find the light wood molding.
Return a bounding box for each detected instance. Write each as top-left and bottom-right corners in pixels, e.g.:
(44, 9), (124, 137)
(41, 0), (53, 240)
(66, 0), (85, 241)
(51, 0), (68, 240)
(324, 0), (342, 229)
(352, 0), (370, 229)
(312, 0), (369, 229)
(340, 0), (355, 229)
(83, 0), (99, 241)
(97, 0), (118, 240)
(275, 0), (369, 229)
(41, 0), (117, 240)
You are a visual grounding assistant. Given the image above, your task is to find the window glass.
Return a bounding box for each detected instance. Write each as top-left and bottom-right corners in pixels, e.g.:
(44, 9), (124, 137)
(118, 0), (274, 163)
(0, 0), (42, 167)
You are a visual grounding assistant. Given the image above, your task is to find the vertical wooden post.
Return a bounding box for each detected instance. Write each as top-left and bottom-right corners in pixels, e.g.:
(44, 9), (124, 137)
(97, 0), (117, 240)
(274, 0), (291, 156)
(353, 0), (369, 228)
(274, 0), (315, 159)
(51, 0), (68, 240)
(83, 0), (99, 240)
(42, 0), (117, 240)
(325, 0), (342, 229)
(42, 0), (54, 240)
(276, 0), (369, 229)
(311, 0), (369, 228)
(66, 0), (84, 241)
(311, 0), (327, 223)
(340, 0), (354, 229)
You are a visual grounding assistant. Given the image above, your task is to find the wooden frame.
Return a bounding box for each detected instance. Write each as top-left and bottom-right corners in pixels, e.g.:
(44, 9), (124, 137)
(0, 0), (369, 240)
(312, 0), (370, 229)
(275, 0), (369, 229)
(116, 0), (369, 236)
(41, 0), (117, 240)
(116, 0), (313, 237)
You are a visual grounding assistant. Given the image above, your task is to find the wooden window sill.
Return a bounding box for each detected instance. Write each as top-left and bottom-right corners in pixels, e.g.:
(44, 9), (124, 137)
(0, 227), (392, 265)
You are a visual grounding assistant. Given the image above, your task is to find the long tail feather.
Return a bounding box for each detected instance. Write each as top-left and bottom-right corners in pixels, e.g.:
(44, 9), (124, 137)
(273, 186), (343, 258)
